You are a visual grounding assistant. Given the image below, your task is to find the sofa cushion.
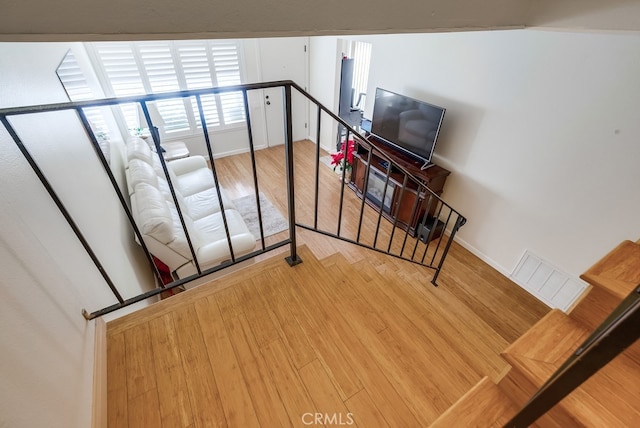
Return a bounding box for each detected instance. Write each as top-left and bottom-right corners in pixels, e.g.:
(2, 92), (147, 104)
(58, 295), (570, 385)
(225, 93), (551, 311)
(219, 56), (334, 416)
(166, 156), (208, 175)
(132, 182), (175, 244)
(126, 137), (154, 164)
(166, 209), (255, 264)
(194, 209), (256, 262)
(127, 159), (159, 194)
(172, 167), (216, 197)
(194, 209), (253, 243)
(183, 187), (235, 220)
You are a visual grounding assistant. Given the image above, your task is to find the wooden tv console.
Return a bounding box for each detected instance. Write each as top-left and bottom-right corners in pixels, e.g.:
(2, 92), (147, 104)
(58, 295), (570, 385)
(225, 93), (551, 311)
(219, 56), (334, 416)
(349, 137), (450, 237)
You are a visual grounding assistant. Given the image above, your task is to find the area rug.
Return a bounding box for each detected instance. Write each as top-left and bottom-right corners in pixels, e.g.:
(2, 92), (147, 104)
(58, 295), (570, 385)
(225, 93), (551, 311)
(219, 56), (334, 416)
(232, 192), (289, 239)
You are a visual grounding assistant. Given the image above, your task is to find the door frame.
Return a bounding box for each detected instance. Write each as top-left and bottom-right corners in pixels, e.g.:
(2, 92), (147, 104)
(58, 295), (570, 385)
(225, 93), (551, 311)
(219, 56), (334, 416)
(256, 37), (310, 148)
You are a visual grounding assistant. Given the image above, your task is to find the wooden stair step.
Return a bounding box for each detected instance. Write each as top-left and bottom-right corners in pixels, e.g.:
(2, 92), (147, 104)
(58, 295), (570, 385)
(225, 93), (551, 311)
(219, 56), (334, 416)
(501, 309), (640, 427)
(107, 246), (306, 335)
(429, 376), (518, 428)
(504, 309), (590, 365)
(570, 240), (640, 361)
(580, 240), (640, 299)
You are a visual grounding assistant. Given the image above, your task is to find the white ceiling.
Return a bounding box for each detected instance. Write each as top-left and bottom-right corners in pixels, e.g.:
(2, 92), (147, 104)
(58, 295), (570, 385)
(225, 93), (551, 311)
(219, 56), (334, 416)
(1, 0), (639, 41)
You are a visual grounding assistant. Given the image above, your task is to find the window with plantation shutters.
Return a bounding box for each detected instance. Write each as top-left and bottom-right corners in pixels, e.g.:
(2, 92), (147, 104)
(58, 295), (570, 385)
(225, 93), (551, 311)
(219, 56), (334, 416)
(87, 39), (245, 137)
(176, 41), (221, 128)
(56, 50), (109, 135)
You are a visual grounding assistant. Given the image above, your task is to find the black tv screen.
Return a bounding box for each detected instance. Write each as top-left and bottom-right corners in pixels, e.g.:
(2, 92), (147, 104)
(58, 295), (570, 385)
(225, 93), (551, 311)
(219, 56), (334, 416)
(370, 88), (445, 166)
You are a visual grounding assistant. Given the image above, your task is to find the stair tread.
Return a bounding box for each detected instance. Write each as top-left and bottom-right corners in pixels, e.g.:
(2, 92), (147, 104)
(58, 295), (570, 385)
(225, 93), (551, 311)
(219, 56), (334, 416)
(504, 309), (590, 365)
(349, 257), (512, 384)
(503, 309), (640, 427)
(107, 245), (307, 334)
(580, 240), (640, 299)
(430, 377), (518, 428)
(505, 352), (640, 427)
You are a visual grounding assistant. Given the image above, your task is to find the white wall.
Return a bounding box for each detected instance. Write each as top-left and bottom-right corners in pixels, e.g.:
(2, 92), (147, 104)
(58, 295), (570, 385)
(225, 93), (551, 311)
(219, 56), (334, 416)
(351, 29), (640, 279)
(309, 37), (342, 152)
(0, 43), (152, 428)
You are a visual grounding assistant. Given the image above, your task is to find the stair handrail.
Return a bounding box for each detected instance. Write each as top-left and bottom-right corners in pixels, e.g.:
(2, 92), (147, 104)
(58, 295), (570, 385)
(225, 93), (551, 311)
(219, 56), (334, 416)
(0, 81), (301, 319)
(1, 80), (467, 319)
(288, 82), (466, 284)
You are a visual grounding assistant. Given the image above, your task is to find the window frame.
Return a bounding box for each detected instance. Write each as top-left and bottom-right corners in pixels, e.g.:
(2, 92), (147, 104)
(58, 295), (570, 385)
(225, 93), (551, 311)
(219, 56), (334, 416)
(85, 39), (248, 141)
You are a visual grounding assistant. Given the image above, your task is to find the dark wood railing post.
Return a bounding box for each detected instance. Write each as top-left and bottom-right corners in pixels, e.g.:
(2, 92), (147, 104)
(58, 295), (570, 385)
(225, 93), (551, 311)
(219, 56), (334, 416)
(284, 84), (302, 266)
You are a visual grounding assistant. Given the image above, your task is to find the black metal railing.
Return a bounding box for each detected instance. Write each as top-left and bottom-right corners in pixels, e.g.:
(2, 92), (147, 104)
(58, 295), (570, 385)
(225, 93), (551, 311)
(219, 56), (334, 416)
(504, 284), (640, 427)
(8, 81), (637, 427)
(288, 82), (467, 285)
(0, 80), (463, 320)
(0, 81), (300, 319)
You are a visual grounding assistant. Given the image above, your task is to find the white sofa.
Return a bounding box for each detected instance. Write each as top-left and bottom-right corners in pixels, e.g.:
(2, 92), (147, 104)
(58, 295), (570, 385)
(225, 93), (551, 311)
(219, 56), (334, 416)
(125, 137), (256, 279)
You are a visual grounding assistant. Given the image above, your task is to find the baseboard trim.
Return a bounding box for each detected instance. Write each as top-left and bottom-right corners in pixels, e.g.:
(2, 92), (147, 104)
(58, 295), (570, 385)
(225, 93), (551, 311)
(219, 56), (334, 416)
(453, 236), (556, 310)
(92, 317), (107, 428)
(453, 235), (512, 278)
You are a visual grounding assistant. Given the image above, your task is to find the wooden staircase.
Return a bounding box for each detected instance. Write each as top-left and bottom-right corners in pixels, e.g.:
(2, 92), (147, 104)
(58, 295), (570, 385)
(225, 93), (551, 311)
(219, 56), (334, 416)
(430, 240), (640, 427)
(105, 237), (549, 427)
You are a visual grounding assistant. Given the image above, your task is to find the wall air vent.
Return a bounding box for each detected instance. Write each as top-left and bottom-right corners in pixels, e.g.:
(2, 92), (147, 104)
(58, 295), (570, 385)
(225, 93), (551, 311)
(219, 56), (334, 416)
(511, 250), (588, 312)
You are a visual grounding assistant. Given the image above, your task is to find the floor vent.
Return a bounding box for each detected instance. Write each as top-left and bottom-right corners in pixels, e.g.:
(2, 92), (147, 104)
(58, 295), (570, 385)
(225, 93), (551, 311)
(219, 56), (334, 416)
(511, 250), (588, 312)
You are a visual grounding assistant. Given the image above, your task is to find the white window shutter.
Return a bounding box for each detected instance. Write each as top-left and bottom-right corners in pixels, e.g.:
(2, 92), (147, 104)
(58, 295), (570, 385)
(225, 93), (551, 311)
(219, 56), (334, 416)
(93, 43), (144, 130)
(210, 41), (245, 125)
(56, 50), (94, 101)
(137, 42), (189, 133)
(176, 41), (220, 128)
(89, 39), (245, 135)
(94, 43), (145, 97)
(56, 50), (109, 135)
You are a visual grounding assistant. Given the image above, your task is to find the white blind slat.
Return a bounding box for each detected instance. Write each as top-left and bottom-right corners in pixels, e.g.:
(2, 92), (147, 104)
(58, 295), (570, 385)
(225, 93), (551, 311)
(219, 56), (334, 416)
(91, 39), (244, 133)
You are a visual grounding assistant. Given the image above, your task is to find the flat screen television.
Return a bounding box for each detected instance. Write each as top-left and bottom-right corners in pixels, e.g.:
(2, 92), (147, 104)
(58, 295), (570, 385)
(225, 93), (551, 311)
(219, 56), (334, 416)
(370, 88), (445, 169)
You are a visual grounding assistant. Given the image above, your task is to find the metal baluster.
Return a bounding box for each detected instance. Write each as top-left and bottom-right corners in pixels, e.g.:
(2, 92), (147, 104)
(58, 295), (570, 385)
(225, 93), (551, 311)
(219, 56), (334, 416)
(387, 174), (409, 254)
(76, 108), (164, 288)
(314, 106), (322, 230)
(431, 215), (463, 285)
(241, 90), (266, 250)
(142, 101), (204, 273)
(194, 95), (236, 263)
(0, 115), (124, 306)
(430, 208), (453, 266)
(372, 161), (393, 249)
(336, 130), (350, 237)
(356, 147), (373, 243)
(284, 84), (301, 266)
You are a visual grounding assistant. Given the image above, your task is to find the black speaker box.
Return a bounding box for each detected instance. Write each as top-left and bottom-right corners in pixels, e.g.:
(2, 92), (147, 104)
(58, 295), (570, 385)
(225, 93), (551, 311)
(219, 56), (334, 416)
(416, 217), (445, 243)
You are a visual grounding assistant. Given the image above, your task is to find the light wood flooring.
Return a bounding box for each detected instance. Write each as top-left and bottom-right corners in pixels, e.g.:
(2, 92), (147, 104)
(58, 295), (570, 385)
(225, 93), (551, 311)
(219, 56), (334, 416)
(106, 141), (549, 427)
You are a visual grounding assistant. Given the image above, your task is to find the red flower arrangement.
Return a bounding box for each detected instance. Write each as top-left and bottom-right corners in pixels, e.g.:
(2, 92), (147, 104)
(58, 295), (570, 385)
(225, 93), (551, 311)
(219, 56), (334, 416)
(330, 139), (355, 172)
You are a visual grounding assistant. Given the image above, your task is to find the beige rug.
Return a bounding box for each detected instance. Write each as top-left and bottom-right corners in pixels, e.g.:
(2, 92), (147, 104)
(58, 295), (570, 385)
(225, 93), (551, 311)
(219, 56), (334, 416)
(232, 192), (289, 239)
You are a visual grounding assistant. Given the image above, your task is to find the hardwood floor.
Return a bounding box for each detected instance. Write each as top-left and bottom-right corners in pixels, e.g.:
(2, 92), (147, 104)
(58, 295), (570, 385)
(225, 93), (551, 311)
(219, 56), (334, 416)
(106, 140), (549, 427)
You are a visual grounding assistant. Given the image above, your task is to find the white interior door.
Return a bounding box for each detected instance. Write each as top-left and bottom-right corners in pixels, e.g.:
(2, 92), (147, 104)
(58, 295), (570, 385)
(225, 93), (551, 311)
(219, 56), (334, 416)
(262, 87), (286, 146)
(258, 37), (309, 146)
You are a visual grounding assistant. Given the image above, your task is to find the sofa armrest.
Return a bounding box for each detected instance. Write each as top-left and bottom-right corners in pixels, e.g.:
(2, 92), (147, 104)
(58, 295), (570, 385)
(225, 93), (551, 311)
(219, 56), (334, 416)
(168, 155), (208, 175)
(196, 233), (257, 265)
